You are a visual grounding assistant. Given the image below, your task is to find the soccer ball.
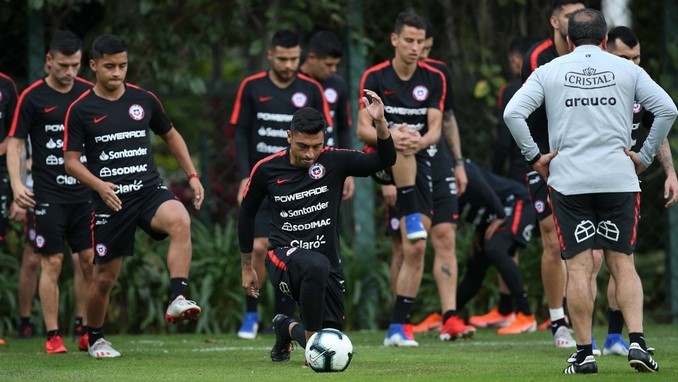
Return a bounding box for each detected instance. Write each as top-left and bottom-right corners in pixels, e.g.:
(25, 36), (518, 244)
(304, 328), (353, 372)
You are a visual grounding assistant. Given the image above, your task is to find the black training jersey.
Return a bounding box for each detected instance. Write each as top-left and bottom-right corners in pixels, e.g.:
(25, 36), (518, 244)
(231, 72), (332, 179)
(0, 72), (19, 167)
(492, 79), (527, 183)
(10, 77), (92, 202)
(521, 38), (558, 153)
(359, 60), (446, 159)
(459, 159), (529, 227)
(65, 83), (172, 197)
(239, 137), (396, 273)
(630, 101), (655, 152)
(316, 73), (352, 149)
(423, 58), (456, 181)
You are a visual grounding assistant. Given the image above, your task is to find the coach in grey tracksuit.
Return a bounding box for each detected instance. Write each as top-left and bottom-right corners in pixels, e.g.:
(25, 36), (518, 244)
(504, 8), (676, 375)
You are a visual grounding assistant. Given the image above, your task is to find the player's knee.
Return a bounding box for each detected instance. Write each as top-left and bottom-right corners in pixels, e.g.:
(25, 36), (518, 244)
(93, 271), (117, 294)
(305, 254), (330, 277)
(22, 251), (41, 270)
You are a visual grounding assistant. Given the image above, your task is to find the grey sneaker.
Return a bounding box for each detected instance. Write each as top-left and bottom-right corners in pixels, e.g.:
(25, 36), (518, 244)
(165, 295), (201, 323)
(553, 325), (576, 348)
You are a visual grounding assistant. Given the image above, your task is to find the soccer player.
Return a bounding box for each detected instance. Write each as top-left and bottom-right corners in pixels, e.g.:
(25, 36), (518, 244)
(64, 34), (203, 358)
(231, 29), (332, 339)
(8, 31), (94, 354)
(520, 0), (584, 348)
(0, 71), (18, 347)
(396, 18), (475, 341)
(299, 30), (354, 200)
(455, 159), (537, 334)
(239, 92), (396, 362)
(505, 8), (676, 373)
(357, 11), (445, 347)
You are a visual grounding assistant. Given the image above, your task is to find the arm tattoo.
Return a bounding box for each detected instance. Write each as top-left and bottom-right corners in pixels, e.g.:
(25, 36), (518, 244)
(241, 253), (252, 267)
(657, 140), (675, 176)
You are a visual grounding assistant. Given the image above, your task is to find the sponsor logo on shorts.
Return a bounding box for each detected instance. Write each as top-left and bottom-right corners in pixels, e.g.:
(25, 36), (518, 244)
(128, 104), (145, 121)
(35, 235), (45, 248)
(291, 92), (308, 108)
(522, 224), (535, 242)
(597, 220), (619, 242)
(286, 247), (297, 256)
(412, 85), (429, 101)
(308, 163), (326, 180)
(95, 243), (108, 257)
(291, 235), (326, 249)
(278, 281), (292, 297)
(34, 209), (46, 216)
(28, 229), (36, 242)
(574, 220), (596, 243)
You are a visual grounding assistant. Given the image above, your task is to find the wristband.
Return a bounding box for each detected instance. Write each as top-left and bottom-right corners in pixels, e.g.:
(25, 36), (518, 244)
(528, 153), (542, 165)
(188, 173), (200, 181)
(454, 157), (464, 166)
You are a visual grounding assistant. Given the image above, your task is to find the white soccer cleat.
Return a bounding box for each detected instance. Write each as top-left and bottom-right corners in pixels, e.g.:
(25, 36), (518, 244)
(88, 338), (121, 359)
(165, 295), (202, 323)
(553, 325), (576, 348)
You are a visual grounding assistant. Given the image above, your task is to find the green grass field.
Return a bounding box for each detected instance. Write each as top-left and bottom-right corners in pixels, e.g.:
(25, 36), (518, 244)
(1, 324), (675, 381)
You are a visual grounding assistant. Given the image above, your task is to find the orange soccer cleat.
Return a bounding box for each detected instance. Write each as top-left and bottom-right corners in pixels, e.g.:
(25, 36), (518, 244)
(411, 312), (443, 333)
(469, 307), (515, 328)
(497, 312), (537, 334)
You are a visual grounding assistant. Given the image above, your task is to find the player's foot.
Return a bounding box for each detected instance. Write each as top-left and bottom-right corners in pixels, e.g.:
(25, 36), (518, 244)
(592, 336), (601, 356)
(628, 342), (659, 372)
(404, 213), (427, 241)
(384, 323), (419, 347)
(497, 312), (536, 334)
(237, 312), (259, 339)
(45, 334), (68, 354)
(0, 338), (5, 345)
(17, 321), (35, 339)
(469, 307), (515, 328)
(412, 312), (442, 333)
(270, 314), (293, 362)
(439, 316), (475, 341)
(563, 355), (597, 374)
(165, 295), (201, 323)
(78, 332), (89, 352)
(88, 338), (121, 358)
(603, 333), (629, 356)
(553, 325), (576, 348)
(537, 317), (551, 331)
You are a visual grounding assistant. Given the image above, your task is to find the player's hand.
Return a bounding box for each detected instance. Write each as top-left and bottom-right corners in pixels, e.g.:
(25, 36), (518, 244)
(485, 218), (505, 239)
(664, 172), (678, 208)
(95, 182), (122, 212)
(381, 184), (397, 207)
(241, 266), (260, 298)
(237, 178), (249, 206)
(189, 177), (204, 210)
(8, 201), (26, 222)
(11, 184), (35, 209)
(362, 89), (386, 123)
(533, 150), (557, 180)
(624, 150), (647, 174)
(454, 163), (468, 196)
(342, 176), (355, 201)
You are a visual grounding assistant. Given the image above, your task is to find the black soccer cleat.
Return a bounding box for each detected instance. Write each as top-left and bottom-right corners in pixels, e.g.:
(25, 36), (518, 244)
(270, 314), (292, 362)
(563, 355), (598, 374)
(628, 343), (659, 372)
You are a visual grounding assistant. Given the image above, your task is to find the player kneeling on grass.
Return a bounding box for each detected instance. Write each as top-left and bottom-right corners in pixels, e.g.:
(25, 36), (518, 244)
(239, 91), (396, 364)
(64, 34), (204, 359)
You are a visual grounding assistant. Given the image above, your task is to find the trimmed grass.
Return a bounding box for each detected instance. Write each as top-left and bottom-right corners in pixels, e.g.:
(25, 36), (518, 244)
(0, 324), (675, 381)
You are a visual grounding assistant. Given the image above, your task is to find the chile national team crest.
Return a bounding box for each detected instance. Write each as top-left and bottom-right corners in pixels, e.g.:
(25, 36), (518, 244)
(129, 104), (145, 121)
(292, 92), (308, 108)
(412, 85), (429, 101)
(308, 163), (326, 180)
(633, 100), (643, 114)
(324, 88), (338, 104)
(96, 243), (108, 257)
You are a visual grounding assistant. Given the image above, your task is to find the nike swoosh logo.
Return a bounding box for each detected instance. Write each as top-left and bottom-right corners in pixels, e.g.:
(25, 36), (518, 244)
(310, 349), (328, 362)
(44, 106), (58, 113)
(276, 178), (291, 184)
(94, 115), (108, 124)
(181, 281), (188, 286)
(383, 90), (397, 95)
(402, 189), (414, 194)
(259, 96), (273, 102)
